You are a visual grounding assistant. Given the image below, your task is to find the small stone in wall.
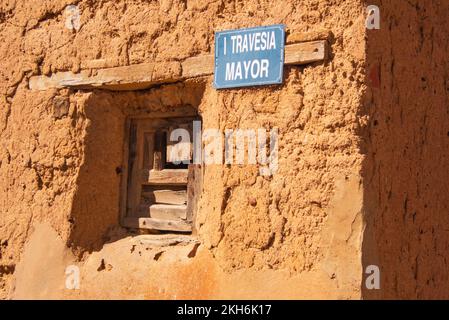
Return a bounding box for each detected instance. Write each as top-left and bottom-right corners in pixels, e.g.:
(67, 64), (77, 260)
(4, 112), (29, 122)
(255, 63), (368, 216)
(248, 197), (257, 206)
(52, 96), (70, 119)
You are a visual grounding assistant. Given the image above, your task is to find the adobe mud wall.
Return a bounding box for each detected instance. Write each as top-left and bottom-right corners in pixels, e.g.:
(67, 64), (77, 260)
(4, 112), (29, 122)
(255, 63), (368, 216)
(362, 0), (449, 299)
(2, 0), (369, 299)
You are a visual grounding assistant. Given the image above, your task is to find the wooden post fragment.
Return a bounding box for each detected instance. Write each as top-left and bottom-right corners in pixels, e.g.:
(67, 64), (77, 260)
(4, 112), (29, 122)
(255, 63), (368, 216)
(186, 164), (202, 233)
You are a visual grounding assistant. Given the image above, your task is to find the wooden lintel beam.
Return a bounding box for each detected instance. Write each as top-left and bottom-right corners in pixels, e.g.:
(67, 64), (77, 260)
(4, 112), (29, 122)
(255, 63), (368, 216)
(29, 61), (182, 91)
(29, 40), (327, 91)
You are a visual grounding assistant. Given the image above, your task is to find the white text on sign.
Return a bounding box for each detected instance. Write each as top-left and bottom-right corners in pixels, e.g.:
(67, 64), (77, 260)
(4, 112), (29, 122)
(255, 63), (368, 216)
(224, 31), (277, 81)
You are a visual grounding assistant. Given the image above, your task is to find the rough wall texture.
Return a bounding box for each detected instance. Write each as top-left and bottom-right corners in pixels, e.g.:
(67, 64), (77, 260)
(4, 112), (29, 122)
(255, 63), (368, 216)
(1, 0), (369, 299)
(362, 0), (449, 299)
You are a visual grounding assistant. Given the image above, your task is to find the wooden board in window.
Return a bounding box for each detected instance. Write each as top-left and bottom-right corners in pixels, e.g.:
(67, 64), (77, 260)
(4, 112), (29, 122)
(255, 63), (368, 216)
(123, 117), (200, 233)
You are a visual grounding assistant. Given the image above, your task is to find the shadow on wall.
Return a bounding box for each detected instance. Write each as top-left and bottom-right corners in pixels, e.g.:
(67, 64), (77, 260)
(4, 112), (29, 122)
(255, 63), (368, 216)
(68, 91), (126, 253)
(67, 81), (206, 253)
(361, 0), (449, 299)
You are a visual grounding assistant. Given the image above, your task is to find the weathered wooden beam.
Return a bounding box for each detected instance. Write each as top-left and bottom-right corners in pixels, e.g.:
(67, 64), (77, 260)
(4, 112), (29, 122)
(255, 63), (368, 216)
(143, 169), (189, 185)
(29, 61), (182, 91)
(186, 164), (202, 226)
(142, 189), (187, 205)
(181, 55), (215, 78)
(149, 204), (187, 220)
(137, 234), (198, 247)
(284, 40), (326, 65)
(29, 40), (327, 91)
(123, 217), (192, 232)
(180, 40), (326, 78)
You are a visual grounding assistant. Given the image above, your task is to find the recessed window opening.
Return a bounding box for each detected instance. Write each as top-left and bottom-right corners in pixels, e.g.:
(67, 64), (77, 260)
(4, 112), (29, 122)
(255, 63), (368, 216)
(121, 115), (202, 234)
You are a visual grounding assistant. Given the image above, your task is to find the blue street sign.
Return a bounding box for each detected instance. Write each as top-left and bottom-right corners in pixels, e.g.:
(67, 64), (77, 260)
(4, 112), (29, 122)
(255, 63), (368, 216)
(214, 24), (285, 89)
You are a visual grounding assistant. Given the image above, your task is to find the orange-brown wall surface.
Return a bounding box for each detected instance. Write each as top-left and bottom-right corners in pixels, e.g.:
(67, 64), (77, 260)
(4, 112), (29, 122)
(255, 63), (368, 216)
(362, 0), (449, 299)
(1, 0), (447, 300)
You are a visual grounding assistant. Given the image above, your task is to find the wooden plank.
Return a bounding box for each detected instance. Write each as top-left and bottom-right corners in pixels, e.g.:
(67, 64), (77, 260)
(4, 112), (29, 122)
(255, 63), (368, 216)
(119, 118), (131, 225)
(29, 61), (182, 91)
(186, 164), (202, 228)
(182, 54), (214, 78)
(142, 189), (187, 205)
(179, 41), (327, 78)
(284, 40), (326, 65)
(143, 169), (188, 185)
(29, 41), (327, 91)
(126, 121), (144, 217)
(149, 204), (187, 220)
(137, 234), (198, 247)
(123, 217), (192, 232)
(142, 132), (155, 170)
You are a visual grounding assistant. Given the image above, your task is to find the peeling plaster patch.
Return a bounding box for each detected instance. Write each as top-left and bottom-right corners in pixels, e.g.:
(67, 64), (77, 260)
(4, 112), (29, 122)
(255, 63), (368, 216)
(64, 5), (81, 31)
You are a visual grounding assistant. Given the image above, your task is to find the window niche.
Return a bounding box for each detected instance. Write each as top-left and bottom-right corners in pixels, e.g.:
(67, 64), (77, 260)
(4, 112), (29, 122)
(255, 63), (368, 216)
(121, 115), (202, 234)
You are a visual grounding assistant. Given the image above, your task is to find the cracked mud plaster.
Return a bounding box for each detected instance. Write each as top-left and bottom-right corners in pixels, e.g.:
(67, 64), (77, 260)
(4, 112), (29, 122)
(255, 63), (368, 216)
(1, 0), (367, 299)
(362, 0), (449, 299)
(3, 0), (447, 300)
